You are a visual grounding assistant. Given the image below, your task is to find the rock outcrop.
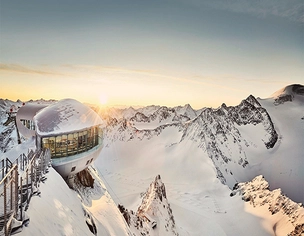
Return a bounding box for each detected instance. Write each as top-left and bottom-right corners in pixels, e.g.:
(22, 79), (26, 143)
(181, 95), (278, 185)
(76, 168), (95, 188)
(231, 175), (304, 235)
(272, 84), (304, 105)
(118, 175), (179, 235)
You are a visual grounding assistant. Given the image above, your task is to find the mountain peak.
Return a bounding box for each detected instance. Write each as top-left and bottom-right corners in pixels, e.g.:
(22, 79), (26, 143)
(231, 175), (304, 235)
(271, 84), (304, 98)
(136, 175), (178, 235)
(270, 84), (304, 105)
(117, 175), (178, 235)
(137, 175), (168, 215)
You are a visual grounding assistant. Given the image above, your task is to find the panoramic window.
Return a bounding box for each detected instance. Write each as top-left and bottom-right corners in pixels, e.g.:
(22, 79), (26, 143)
(41, 125), (102, 158)
(20, 119), (35, 130)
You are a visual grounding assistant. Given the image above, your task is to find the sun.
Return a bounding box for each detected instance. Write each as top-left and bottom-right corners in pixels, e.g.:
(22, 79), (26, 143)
(99, 93), (108, 106)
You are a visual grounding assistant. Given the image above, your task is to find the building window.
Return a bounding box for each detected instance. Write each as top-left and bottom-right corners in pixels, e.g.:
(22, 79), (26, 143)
(20, 119), (35, 130)
(41, 125), (103, 159)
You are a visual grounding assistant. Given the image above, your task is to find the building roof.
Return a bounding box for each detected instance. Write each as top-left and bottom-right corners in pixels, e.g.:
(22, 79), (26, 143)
(34, 99), (103, 136)
(16, 103), (48, 121)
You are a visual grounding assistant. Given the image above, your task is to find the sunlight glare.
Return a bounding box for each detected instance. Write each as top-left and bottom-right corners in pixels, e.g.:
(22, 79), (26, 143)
(99, 93), (108, 106)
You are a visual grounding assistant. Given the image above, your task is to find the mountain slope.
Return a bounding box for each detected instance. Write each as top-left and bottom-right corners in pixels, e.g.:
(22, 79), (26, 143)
(256, 84), (304, 203)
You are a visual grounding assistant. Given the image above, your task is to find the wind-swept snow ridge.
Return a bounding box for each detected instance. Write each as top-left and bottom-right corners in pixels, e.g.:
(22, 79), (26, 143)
(231, 175), (304, 236)
(270, 84), (304, 105)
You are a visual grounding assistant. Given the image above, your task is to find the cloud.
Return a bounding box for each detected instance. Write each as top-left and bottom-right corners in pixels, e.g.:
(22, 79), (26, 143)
(202, 0), (304, 23)
(61, 64), (192, 83)
(63, 64), (162, 75)
(0, 63), (64, 76)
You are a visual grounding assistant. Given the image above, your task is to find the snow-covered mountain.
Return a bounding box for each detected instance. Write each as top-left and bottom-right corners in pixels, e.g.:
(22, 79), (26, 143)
(0, 84), (303, 235)
(270, 84), (304, 105)
(95, 84), (304, 235)
(101, 84), (303, 203)
(231, 175), (304, 236)
(117, 175), (179, 236)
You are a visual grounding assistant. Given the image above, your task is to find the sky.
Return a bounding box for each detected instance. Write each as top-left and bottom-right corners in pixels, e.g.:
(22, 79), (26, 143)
(0, 0), (303, 109)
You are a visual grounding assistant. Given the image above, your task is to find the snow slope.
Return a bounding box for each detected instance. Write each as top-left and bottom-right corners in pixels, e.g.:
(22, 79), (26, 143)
(96, 123), (271, 235)
(257, 85), (304, 204)
(18, 166), (131, 236)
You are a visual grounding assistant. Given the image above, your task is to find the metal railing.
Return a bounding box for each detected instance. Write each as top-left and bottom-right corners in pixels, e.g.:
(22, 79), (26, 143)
(0, 148), (51, 236)
(0, 164), (18, 236)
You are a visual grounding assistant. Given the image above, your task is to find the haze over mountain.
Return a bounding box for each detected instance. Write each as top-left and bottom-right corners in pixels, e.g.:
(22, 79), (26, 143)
(0, 84), (303, 235)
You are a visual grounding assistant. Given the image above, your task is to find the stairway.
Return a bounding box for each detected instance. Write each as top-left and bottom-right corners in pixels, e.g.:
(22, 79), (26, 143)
(3, 116), (15, 126)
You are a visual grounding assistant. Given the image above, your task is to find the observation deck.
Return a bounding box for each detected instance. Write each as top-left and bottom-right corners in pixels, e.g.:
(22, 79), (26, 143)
(16, 99), (103, 177)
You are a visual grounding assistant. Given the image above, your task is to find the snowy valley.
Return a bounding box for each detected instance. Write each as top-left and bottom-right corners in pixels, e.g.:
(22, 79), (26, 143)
(0, 84), (303, 235)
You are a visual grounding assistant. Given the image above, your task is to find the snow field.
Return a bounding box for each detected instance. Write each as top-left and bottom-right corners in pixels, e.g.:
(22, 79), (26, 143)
(95, 127), (271, 235)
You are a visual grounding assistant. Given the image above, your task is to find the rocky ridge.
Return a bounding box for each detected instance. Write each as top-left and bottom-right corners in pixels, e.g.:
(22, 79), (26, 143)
(103, 95), (278, 186)
(118, 175), (179, 236)
(271, 84), (304, 105)
(129, 105), (196, 125)
(231, 175), (304, 235)
(181, 95), (278, 185)
(104, 117), (185, 143)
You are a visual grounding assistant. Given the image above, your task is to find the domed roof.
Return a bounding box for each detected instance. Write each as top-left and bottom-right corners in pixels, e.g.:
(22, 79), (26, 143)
(34, 99), (103, 136)
(17, 103), (48, 121)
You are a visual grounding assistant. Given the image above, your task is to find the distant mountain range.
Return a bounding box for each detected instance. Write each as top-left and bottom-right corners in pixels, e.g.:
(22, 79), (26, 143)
(0, 84), (303, 235)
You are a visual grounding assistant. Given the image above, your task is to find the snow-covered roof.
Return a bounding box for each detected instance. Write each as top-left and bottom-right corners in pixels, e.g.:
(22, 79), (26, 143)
(16, 103), (48, 121)
(34, 99), (103, 136)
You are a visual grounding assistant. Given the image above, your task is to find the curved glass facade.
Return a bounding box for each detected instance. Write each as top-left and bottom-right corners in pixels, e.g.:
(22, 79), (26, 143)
(41, 126), (103, 158)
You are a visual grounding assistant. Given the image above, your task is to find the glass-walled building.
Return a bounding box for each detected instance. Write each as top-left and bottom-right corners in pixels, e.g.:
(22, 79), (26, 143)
(16, 99), (104, 178)
(41, 126), (102, 158)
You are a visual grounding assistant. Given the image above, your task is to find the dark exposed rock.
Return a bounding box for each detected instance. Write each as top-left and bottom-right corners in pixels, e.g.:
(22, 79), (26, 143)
(180, 94), (278, 185)
(76, 168), (94, 188)
(130, 112), (149, 123)
(292, 84), (304, 95)
(0, 123), (16, 153)
(215, 167), (226, 184)
(118, 204), (131, 226)
(288, 223), (304, 236)
(117, 175), (178, 235)
(274, 94), (293, 105)
(231, 176), (304, 228)
(83, 207), (97, 235)
(273, 84), (304, 105)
